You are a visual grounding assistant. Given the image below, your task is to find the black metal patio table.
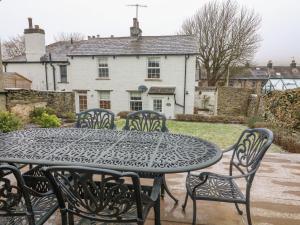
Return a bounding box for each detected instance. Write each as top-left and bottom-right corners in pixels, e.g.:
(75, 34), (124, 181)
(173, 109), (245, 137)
(0, 128), (222, 173)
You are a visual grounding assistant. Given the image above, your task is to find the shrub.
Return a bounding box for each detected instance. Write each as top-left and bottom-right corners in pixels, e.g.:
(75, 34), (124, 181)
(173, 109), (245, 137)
(175, 114), (246, 124)
(0, 111), (23, 133)
(36, 113), (61, 128)
(30, 107), (55, 123)
(61, 112), (77, 123)
(247, 116), (264, 128)
(117, 111), (131, 119)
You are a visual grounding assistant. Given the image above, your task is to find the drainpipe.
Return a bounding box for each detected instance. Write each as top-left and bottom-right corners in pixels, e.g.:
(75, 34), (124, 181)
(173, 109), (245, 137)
(183, 55), (189, 114)
(49, 53), (56, 91)
(44, 63), (49, 90)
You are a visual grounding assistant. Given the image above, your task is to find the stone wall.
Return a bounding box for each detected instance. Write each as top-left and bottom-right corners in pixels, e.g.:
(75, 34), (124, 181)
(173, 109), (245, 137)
(217, 87), (254, 116)
(0, 92), (6, 111)
(5, 89), (75, 121)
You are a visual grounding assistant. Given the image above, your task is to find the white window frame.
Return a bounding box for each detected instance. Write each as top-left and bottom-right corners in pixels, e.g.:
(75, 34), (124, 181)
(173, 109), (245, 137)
(153, 98), (163, 113)
(98, 91), (111, 109)
(129, 92), (143, 111)
(98, 57), (109, 78)
(147, 57), (160, 79)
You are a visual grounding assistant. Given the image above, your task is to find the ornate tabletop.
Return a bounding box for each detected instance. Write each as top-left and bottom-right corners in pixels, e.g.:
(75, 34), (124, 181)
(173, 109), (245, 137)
(0, 128), (222, 173)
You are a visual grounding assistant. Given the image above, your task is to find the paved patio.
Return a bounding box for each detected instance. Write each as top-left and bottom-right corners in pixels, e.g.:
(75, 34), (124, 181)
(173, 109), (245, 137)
(44, 152), (300, 225)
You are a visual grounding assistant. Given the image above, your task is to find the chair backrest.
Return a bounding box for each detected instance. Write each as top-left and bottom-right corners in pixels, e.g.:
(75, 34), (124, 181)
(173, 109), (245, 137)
(75, 108), (115, 129)
(123, 110), (168, 132)
(230, 128), (273, 179)
(43, 166), (144, 223)
(0, 165), (35, 225)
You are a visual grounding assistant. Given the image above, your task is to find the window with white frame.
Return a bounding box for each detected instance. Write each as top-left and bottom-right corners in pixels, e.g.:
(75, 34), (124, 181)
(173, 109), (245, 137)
(153, 99), (162, 112)
(98, 58), (109, 78)
(78, 91), (88, 112)
(147, 57), (160, 79)
(99, 91), (111, 109)
(130, 92), (142, 111)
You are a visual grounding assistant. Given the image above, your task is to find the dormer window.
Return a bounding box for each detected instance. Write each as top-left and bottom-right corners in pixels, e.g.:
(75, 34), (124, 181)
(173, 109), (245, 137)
(147, 57), (160, 79)
(98, 58), (109, 78)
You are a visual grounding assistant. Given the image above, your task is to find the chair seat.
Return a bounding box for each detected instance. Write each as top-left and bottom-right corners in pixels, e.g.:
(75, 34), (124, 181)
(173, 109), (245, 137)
(186, 173), (245, 203)
(0, 194), (58, 225)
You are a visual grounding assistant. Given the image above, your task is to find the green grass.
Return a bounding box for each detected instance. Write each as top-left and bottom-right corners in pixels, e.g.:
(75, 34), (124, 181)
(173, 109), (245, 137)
(116, 119), (283, 152)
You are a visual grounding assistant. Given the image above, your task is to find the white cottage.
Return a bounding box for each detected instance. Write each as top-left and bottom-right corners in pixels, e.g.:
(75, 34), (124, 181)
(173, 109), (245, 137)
(3, 18), (199, 119)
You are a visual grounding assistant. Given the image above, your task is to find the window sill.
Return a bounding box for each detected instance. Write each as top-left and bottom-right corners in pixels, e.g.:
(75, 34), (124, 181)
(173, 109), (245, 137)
(58, 82), (69, 84)
(144, 78), (162, 82)
(96, 78), (111, 80)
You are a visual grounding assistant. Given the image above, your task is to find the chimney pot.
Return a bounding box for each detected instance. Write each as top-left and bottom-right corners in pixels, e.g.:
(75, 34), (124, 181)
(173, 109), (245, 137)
(267, 60), (273, 69)
(110, 35), (114, 38)
(35, 25), (39, 29)
(28, 17), (33, 28)
(96, 35), (100, 38)
(291, 60), (297, 68)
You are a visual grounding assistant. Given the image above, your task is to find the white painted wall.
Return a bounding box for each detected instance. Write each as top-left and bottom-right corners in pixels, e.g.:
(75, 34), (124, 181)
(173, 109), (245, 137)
(24, 33), (46, 61)
(60, 55), (196, 118)
(5, 55), (196, 118)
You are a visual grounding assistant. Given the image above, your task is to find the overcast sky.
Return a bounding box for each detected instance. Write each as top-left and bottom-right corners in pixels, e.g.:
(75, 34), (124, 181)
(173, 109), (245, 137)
(0, 0), (299, 65)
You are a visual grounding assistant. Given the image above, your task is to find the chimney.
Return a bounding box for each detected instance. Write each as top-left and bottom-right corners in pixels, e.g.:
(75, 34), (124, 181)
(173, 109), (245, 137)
(24, 18), (46, 61)
(267, 60), (273, 69)
(290, 60), (297, 68)
(130, 18), (142, 37)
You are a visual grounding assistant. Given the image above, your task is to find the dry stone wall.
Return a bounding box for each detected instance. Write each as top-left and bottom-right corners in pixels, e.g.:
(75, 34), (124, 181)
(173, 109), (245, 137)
(5, 89), (75, 121)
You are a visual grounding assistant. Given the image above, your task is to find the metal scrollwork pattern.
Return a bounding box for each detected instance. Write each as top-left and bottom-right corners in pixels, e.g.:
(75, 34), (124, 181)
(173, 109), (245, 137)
(76, 108), (116, 129)
(0, 177), (23, 212)
(123, 110), (168, 132)
(0, 128), (222, 173)
(45, 167), (148, 223)
(232, 128), (273, 174)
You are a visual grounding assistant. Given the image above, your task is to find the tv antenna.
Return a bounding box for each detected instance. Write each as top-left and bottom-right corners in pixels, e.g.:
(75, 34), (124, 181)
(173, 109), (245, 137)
(127, 4), (147, 20)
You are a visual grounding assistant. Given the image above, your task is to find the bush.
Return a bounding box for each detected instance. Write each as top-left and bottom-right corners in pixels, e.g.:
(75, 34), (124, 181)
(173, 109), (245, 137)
(175, 114), (246, 124)
(247, 116), (264, 128)
(117, 111), (131, 119)
(0, 111), (23, 133)
(61, 112), (76, 123)
(30, 107), (55, 123)
(36, 113), (61, 128)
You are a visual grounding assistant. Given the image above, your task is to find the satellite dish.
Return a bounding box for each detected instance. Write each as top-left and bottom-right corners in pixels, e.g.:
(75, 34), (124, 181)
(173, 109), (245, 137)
(138, 85), (148, 93)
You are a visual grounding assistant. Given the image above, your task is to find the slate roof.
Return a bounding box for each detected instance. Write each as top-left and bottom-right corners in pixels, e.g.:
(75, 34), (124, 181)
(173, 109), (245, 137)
(68, 35), (199, 56)
(148, 86), (176, 95)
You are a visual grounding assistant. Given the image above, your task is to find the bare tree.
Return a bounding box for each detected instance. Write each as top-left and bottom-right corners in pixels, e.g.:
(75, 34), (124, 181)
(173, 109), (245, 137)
(2, 35), (25, 59)
(54, 32), (85, 42)
(180, 0), (261, 86)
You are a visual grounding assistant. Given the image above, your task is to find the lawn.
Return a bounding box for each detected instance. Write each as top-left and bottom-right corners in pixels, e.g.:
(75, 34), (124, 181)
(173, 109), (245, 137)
(116, 120), (283, 152)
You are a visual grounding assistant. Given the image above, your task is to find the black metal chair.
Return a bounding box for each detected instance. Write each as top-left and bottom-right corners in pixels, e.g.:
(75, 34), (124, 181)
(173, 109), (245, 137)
(123, 110), (178, 204)
(42, 166), (162, 225)
(123, 110), (168, 132)
(182, 128), (273, 225)
(75, 108), (116, 129)
(0, 164), (58, 225)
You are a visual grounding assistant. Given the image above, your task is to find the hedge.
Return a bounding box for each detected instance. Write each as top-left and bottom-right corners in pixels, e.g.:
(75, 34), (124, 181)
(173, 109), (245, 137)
(175, 114), (246, 124)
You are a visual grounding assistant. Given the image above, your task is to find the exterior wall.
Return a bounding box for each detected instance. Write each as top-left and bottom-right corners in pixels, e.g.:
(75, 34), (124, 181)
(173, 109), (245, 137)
(217, 87), (254, 116)
(5, 55), (196, 119)
(59, 55), (196, 118)
(5, 63), (60, 91)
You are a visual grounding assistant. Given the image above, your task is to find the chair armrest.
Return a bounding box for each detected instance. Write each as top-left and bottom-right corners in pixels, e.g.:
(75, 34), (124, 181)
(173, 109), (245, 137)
(149, 176), (162, 202)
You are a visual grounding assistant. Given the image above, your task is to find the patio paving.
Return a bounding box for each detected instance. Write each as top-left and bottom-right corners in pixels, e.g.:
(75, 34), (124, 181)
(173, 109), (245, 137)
(43, 152), (300, 225)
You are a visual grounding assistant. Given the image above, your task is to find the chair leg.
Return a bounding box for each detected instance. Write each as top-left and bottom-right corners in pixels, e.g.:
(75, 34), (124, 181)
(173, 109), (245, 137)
(60, 209), (68, 225)
(192, 199), (197, 225)
(234, 202), (243, 215)
(154, 198), (161, 225)
(162, 175), (178, 204)
(246, 201), (252, 225)
(182, 192), (189, 210)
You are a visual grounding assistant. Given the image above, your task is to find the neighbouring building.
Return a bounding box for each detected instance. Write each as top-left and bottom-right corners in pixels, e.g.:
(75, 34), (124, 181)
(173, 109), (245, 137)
(2, 18), (199, 118)
(197, 60), (300, 93)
